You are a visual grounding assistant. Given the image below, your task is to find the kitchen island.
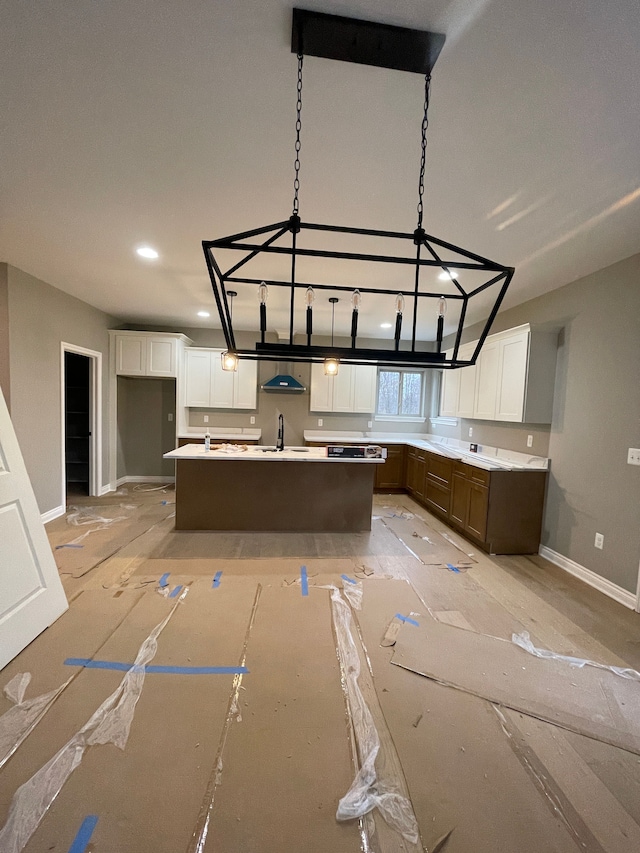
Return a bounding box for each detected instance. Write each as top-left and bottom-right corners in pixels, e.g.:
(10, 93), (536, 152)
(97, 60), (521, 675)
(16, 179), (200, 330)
(163, 444), (383, 531)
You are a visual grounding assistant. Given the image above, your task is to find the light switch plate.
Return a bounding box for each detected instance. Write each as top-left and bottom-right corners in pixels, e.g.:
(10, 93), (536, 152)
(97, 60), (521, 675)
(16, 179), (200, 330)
(318, 418), (323, 427)
(527, 434), (533, 448)
(250, 416), (255, 424)
(468, 427), (473, 437)
(627, 448), (640, 465)
(203, 415), (209, 423)
(168, 413), (173, 422)
(594, 532), (604, 549)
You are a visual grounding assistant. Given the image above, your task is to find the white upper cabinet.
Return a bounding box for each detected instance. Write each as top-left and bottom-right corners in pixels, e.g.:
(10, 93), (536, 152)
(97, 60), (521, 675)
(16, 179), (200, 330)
(439, 351), (460, 417)
(184, 349), (257, 409)
(473, 339), (500, 419)
(309, 364), (377, 413)
(439, 325), (558, 424)
(112, 331), (192, 378)
(456, 342), (477, 419)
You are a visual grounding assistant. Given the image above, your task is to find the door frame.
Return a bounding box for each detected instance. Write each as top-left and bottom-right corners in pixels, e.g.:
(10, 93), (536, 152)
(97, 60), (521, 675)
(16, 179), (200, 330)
(60, 342), (102, 502)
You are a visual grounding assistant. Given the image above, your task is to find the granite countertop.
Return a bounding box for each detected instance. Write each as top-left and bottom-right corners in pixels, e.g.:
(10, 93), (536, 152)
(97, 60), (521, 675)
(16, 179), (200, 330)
(165, 444), (382, 463)
(303, 431), (549, 472)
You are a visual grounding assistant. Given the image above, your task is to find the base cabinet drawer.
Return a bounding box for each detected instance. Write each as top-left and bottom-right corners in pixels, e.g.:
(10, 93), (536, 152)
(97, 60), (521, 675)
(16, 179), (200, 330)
(425, 479), (451, 516)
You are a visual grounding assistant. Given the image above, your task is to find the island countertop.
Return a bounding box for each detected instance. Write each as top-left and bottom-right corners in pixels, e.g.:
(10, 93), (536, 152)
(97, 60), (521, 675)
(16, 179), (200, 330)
(164, 443), (383, 463)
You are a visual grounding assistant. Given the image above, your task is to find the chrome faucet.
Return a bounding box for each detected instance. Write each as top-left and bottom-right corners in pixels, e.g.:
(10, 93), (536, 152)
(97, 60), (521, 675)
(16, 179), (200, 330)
(276, 413), (284, 451)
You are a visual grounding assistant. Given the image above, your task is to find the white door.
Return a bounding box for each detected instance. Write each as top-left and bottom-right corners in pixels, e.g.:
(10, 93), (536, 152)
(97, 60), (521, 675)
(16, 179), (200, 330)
(115, 334), (146, 376)
(495, 331), (529, 422)
(185, 350), (212, 407)
(473, 339), (499, 420)
(439, 351), (460, 416)
(309, 364), (333, 412)
(147, 337), (176, 377)
(210, 350), (235, 408)
(456, 343), (477, 419)
(352, 365), (377, 413)
(0, 386), (68, 670)
(233, 360), (257, 409)
(332, 365), (355, 412)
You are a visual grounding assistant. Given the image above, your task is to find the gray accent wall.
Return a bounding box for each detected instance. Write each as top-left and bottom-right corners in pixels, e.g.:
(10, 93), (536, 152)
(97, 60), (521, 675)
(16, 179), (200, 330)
(6, 265), (119, 514)
(435, 252), (640, 594)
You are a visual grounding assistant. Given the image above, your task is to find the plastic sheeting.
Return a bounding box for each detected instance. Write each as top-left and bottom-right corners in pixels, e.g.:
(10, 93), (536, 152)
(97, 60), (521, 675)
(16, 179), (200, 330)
(330, 586), (419, 845)
(0, 589), (188, 853)
(0, 674), (73, 771)
(513, 631), (640, 682)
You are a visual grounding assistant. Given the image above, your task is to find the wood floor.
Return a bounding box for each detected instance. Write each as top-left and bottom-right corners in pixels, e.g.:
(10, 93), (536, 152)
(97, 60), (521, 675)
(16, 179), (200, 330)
(1, 483), (639, 852)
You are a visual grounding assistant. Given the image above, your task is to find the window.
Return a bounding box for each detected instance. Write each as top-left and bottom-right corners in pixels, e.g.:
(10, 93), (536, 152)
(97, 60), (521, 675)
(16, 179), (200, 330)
(376, 369), (425, 419)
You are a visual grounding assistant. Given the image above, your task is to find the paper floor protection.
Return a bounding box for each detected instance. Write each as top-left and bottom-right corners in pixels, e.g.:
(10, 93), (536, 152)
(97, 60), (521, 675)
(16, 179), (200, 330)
(391, 619), (640, 755)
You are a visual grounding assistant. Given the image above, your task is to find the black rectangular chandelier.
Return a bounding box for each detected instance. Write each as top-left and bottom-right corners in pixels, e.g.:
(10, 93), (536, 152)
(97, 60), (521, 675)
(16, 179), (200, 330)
(203, 10), (514, 372)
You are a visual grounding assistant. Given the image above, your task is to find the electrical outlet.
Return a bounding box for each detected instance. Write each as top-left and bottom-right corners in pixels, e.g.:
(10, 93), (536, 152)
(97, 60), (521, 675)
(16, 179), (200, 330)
(318, 418), (323, 427)
(627, 448), (640, 465)
(527, 434), (533, 448)
(168, 413), (173, 422)
(250, 416), (255, 424)
(594, 532), (604, 550)
(203, 415), (209, 423)
(368, 421), (372, 429)
(468, 427), (473, 437)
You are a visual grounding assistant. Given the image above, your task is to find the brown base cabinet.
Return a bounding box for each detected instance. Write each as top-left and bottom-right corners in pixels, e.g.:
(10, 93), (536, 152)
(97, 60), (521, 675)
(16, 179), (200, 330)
(306, 439), (547, 554)
(374, 444), (406, 490)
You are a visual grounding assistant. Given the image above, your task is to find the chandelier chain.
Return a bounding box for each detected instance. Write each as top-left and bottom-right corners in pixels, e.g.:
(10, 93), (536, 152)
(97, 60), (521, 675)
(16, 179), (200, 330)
(292, 52), (304, 216)
(416, 73), (431, 230)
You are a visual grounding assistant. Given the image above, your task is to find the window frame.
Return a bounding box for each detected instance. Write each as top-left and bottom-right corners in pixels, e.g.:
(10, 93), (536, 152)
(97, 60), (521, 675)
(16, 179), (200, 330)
(375, 368), (427, 423)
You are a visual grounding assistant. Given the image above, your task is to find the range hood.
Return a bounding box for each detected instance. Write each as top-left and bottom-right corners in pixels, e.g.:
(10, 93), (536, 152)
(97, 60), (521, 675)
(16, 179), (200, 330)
(261, 373), (306, 393)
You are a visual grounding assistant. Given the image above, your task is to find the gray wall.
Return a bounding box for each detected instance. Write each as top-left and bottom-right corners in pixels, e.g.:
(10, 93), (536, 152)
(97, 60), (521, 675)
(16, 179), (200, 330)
(117, 377), (176, 478)
(7, 265), (119, 513)
(435, 253), (640, 594)
(0, 264), (9, 408)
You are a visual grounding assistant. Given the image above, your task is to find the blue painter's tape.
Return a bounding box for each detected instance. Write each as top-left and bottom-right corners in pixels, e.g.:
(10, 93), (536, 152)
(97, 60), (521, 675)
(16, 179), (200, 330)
(212, 571), (223, 588)
(68, 814), (99, 853)
(395, 613), (419, 627)
(300, 565), (309, 596)
(161, 500), (168, 505)
(446, 563), (461, 573)
(64, 658), (249, 675)
(341, 574), (357, 585)
(169, 585), (183, 598)
(55, 543), (84, 549)
(159, 572), (170, 588)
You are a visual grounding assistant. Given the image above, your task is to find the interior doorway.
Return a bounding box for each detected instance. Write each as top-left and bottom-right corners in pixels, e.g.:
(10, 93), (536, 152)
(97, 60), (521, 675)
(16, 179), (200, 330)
(64, 352), (91, 496)
(61, 343), (102, 504)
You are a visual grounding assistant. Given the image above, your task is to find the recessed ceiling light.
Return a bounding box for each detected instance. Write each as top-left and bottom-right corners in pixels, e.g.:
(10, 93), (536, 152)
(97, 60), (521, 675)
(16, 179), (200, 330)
(438, 270), (455, 281)
(136, 246), (159, 259)
(197, 311), (210, 318)
(380, 322), (392, 329)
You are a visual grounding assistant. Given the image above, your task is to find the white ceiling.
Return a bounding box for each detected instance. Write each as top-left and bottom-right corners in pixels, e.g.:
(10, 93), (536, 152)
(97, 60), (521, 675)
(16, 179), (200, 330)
(2, 0), (639, 342)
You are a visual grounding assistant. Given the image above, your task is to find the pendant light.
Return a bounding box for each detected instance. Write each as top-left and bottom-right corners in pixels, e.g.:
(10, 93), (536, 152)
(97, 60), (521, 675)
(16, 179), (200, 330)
(203, 9), (514, 371)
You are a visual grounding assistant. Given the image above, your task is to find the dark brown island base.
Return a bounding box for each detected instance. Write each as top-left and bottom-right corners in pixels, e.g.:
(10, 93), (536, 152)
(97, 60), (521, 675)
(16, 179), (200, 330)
(163, 445), (382, 532)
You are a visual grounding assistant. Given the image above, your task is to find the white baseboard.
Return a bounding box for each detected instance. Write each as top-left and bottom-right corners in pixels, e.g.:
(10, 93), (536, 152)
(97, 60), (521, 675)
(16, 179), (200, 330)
(115, 475), (175, 486)
(99, 483), (112, 496)
(539, 545), (637, 610)
(41, 505), (65, 524)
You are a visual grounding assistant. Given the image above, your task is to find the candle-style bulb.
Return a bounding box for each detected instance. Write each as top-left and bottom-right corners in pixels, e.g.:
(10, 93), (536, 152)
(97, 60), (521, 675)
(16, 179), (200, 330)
(351, 289), (361, 311)
(395, 293), (405, 314)
(437, 296), (447, 317)
(258, 282), (268, 304)
(305, 287), (315, 307)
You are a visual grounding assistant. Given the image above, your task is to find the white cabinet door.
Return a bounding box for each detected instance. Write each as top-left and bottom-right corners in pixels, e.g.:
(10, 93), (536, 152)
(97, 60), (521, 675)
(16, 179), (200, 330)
(115, 335), (146, 376)
(210, 351), (235, 408)
(352, 365), (377, 413)
(147, 337), (176, 377)
(234, 359), (257, 409)
(495, 330), (529, 421)
(310, 364), (333, 411)
(473, 339), (499, 419)
(332, 365), (355, 412)
(456, 343), (477, 418)
(185, 350), (212, 407)
(440, 351), (460, 416)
